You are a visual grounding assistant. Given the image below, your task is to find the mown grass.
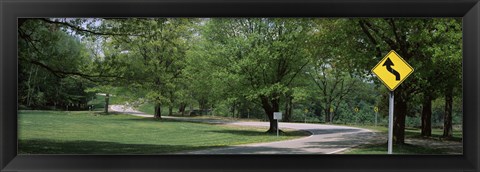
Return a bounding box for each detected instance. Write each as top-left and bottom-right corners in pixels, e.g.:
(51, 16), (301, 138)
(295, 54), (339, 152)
(345, 124), (462, 141)
(18, 110), (308, 154)
(342, 124), (462, 154)
(404, 127), (463, 141)
(345, 142), (448, 154)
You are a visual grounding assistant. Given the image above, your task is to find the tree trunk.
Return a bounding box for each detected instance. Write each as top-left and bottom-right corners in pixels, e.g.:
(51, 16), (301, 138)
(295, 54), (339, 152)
(421, 94), (432, 137)
(179, 103), (186, 116)
(288, 100), (293, 122)
(324, 106), (331, 123)
(268, 114), (278, 133)
(26, 66), (34, 106)
(104, 93), (109, 114)
(330, 111), (334, 123)
(393, 92), (407, 144)
(332, 101), (342, 122)
(284, 95), (293, 122)
(154, 103), (162, 119)
(443, 87), (453, 138)
(260, 96), (279, 133)
(231, 101), (236, 118)
(199, 98), (208, 115)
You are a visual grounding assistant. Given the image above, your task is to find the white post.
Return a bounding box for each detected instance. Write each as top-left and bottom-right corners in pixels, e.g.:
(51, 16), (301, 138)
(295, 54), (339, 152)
(277, 119), (279, 137)
(375, 112), (378, 126)
(273, 112), (282, 137)
(388, 91), (394, 154)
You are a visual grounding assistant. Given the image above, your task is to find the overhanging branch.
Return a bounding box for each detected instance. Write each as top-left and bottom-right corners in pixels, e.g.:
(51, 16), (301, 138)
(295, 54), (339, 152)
(22, 58), (124, 82)
(39, 18), (142, 37)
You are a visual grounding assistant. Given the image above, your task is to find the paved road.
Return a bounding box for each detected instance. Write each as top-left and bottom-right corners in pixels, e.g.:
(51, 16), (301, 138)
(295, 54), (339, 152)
(110, 105), (375, 154)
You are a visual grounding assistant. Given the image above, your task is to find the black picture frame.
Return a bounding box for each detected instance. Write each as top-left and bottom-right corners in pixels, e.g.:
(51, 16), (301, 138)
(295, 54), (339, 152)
(1, 0), (479, 171)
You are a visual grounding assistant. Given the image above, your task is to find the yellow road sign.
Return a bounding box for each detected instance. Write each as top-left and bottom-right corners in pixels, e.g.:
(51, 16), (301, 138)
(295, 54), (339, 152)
(372, 50), (414, 91)
(354, 107), (359, 112)
(374, 106), (379, 112)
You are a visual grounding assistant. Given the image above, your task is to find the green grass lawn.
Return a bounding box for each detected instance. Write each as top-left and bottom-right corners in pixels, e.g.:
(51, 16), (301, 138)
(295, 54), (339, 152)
(404, 127), (463, 141)
(18, 110), (308, 154)
(345, 124), (462, 141)
(344, 142), (449, 154)
(341, 124), (462, 154)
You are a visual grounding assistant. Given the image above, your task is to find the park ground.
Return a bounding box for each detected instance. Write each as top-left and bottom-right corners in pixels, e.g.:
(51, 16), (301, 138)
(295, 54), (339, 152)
(341, 125), (462, 154)
(18, 110), (309, 154)
(18, 110), (462, 154)
(18, 95), (462, 154)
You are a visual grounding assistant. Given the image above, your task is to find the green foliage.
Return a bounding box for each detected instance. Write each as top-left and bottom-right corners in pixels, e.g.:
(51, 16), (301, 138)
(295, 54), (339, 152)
(187, 18), (318, 126)
(19, 18), (463, 136)
(18, 19), (94, 110)
(109, 19), (195, 115)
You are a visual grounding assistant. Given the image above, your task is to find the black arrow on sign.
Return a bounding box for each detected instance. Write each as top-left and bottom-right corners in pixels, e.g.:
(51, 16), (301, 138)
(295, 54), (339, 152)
(383, 58), (400, 81)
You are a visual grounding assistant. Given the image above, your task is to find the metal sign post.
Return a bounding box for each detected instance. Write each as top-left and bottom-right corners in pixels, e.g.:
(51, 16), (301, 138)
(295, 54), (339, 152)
(388, 92), (394, 154)
(273, 112), (282, 137)
(277, 119), (279, 137)
(372, 50), (414, 155)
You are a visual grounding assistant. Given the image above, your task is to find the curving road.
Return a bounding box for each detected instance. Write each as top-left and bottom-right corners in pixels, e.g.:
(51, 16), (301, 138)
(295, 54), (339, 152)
(110, 105), (375, 154)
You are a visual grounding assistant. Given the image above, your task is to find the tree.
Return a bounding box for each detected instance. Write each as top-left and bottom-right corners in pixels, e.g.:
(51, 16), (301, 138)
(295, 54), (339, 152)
(307, 60), (358, 123)
(199, 18), (314, 132)
(18, 19), (94, 110)
(428, 19), (462, 138)
(98, 18), (195, 119)
(354, 18), (462, 143)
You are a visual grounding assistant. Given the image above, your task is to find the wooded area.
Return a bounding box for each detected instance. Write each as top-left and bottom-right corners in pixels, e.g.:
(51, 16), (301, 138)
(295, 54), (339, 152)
(18, 18), (462, 144)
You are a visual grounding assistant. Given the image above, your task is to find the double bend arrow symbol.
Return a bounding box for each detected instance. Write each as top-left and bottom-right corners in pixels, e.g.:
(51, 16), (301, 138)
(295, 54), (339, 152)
(383, 58), (400, 81)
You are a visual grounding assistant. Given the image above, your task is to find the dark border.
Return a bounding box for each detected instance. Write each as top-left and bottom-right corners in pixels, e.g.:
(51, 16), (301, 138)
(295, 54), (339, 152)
(1, 0), (479, 172)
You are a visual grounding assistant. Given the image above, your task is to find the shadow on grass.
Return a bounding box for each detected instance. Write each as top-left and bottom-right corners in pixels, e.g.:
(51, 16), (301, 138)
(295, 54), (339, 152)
(91, 111), (128, 116)
(208, 129), (268, 136)
(118, 117), (191, 123)
(18, 139), (219, 154)
(301, 131), (375, 150)
(118, 116), (240, 126)
(349, 142), (449, 154)
(189, 145), (314, 154)
(306, 128), (362, 135)
(405, 132), (463, 142)
(208, 129), (309, 137)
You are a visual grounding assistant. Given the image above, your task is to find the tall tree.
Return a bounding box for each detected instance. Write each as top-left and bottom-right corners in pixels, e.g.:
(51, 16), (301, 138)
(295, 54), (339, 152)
(354, 18), (462, 143)
(18, 19), (95, 109)
(199, 18), (314, 132)
(99, 18), (195, 119)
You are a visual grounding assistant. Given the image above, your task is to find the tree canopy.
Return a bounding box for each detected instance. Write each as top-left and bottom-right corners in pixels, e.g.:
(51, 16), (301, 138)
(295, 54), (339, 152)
(18, 18), (463, 142)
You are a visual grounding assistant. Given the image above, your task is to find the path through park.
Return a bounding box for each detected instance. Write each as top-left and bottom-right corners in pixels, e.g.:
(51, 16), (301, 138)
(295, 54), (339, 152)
(110, 105), (375, 154)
